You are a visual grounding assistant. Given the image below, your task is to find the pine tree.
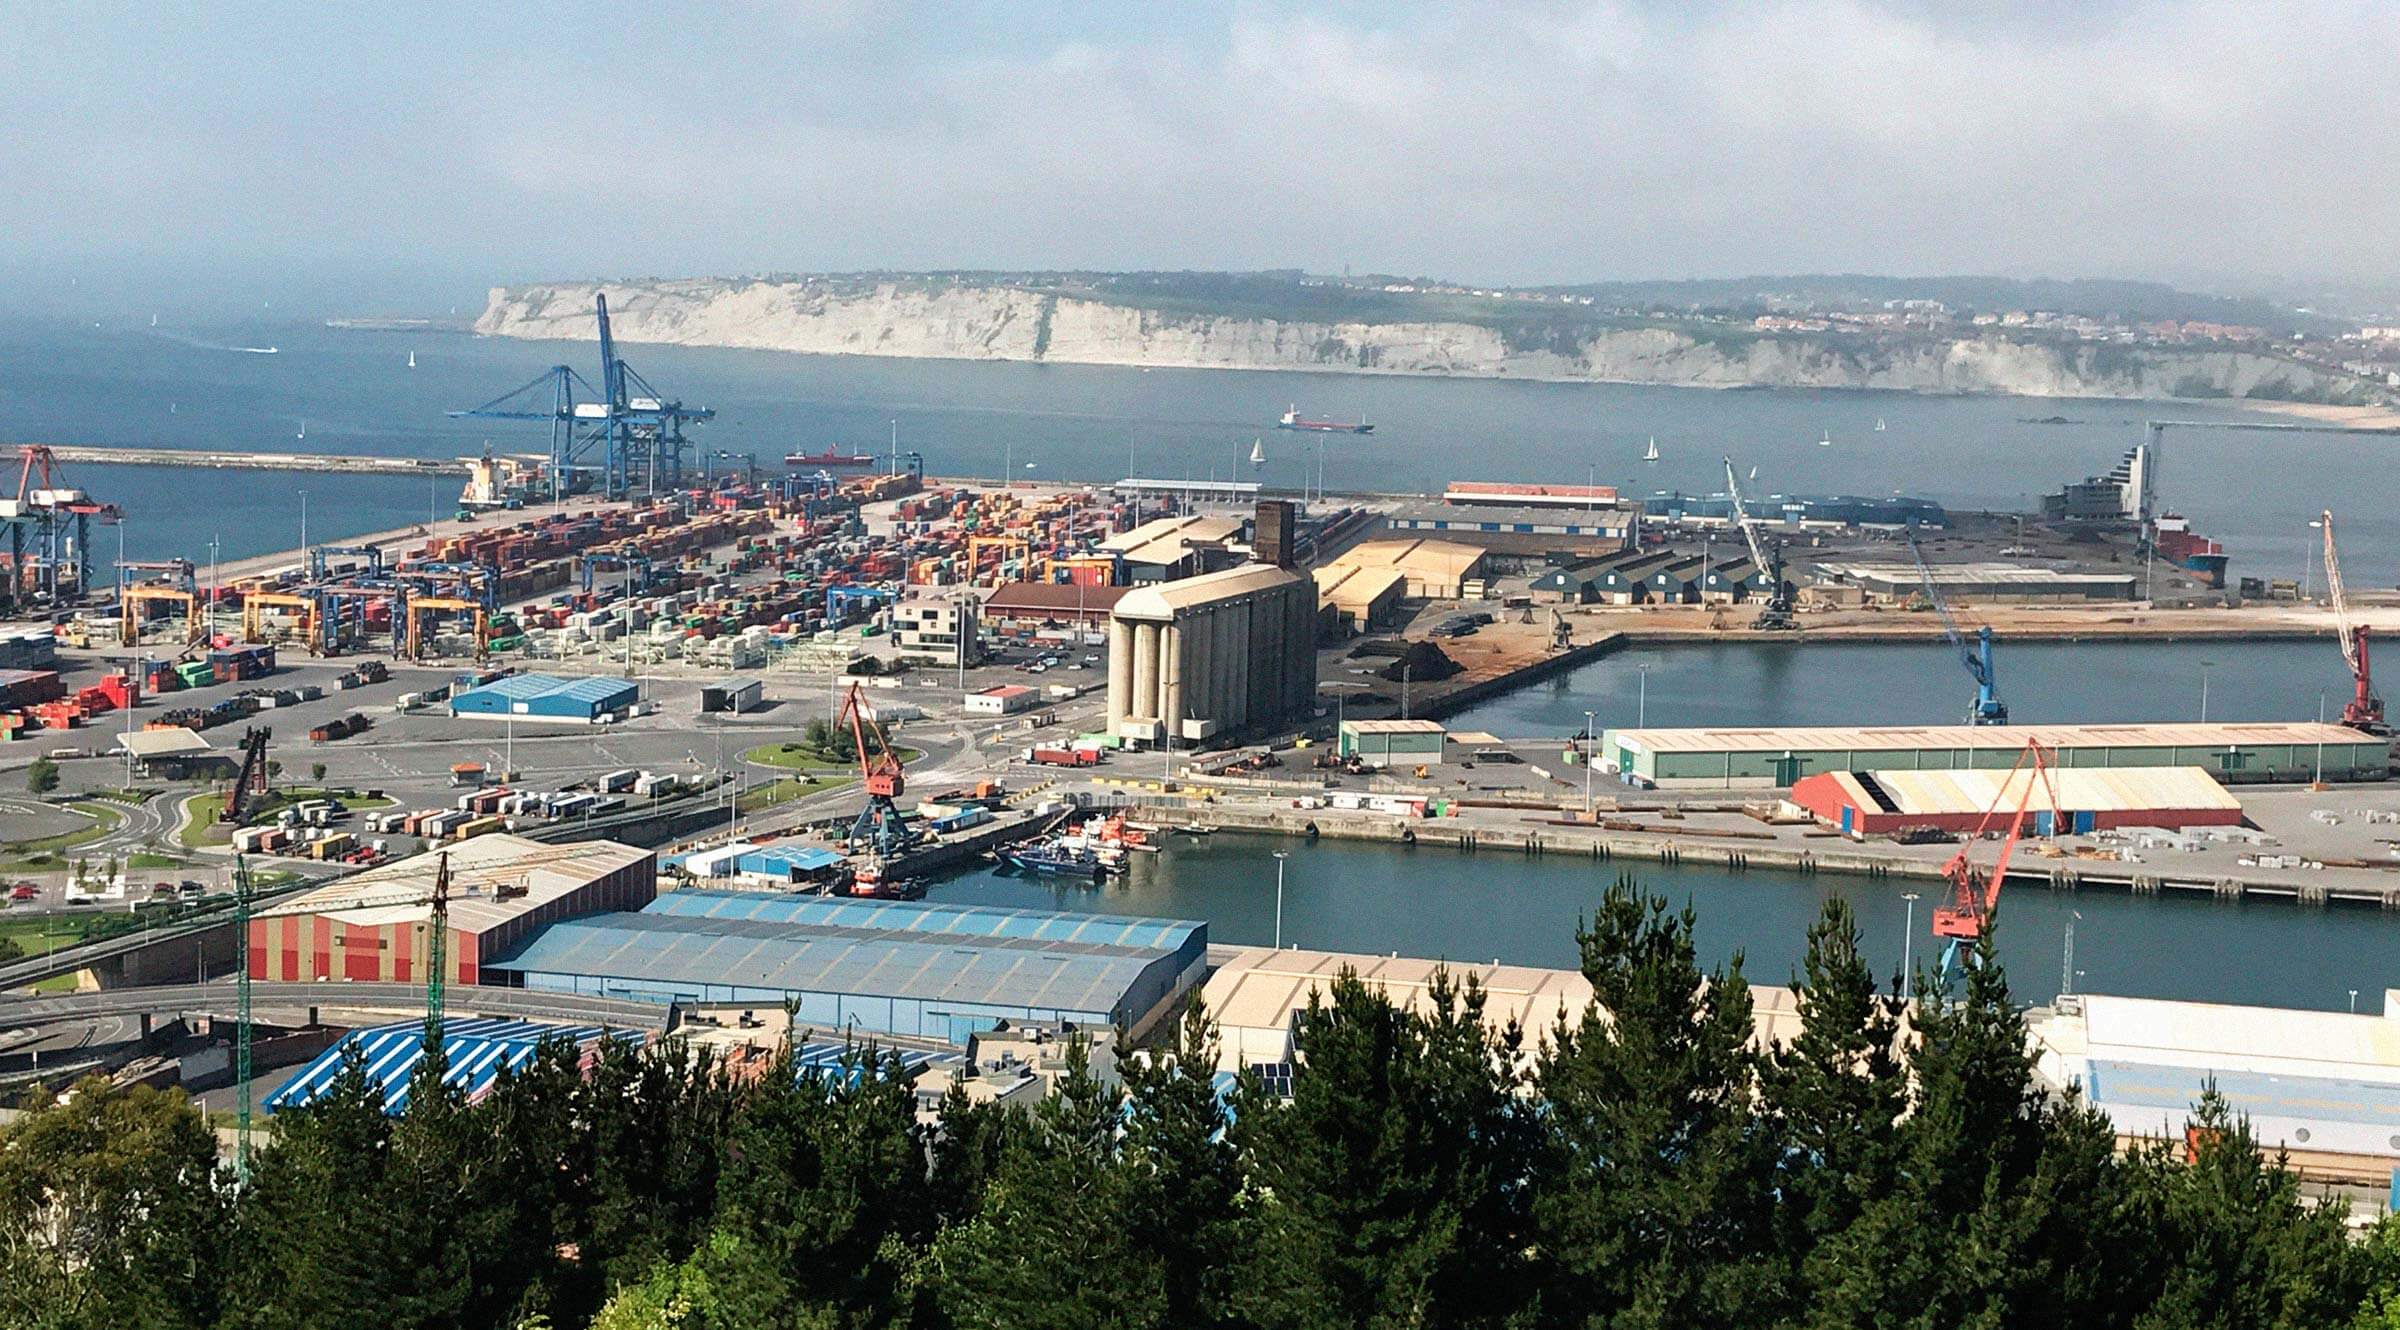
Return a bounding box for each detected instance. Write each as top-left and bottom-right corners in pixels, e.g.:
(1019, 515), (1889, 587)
(1529, 876), (1781, 1327)
(1117, 998), (1244, 1330)
(0, 1078), (227, 1330)
(227, 1049), (403, 1330)
(1236, 968), (1539, 1329)
(563, 1037), (739, 1308)
(1763, 899), (1908, 1301)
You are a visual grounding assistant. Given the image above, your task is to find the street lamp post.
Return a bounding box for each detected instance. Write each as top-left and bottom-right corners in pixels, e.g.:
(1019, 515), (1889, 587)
(2305, 518), (2323, 601)
(2199, 660), (2215, 723)
(298, 489), (308, 559)
(1272, 851), (1289, 950)
(1901, 892), (1920, 999)
(1636, 663), (1650, 729)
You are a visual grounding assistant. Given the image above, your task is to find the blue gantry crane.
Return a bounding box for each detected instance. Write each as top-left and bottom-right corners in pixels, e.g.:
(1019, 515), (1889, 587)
(1907, 525), (2007, 726)
(449, 294), (714, 501)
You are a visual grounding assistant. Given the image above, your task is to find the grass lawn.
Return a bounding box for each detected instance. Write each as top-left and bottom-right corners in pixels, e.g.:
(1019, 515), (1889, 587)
(178, 786), (395, 849)
(742, 743), (919, 772)
(736, 777), (837, 813)
(126, 851), (183, 870)
(0, 914), (95, 959)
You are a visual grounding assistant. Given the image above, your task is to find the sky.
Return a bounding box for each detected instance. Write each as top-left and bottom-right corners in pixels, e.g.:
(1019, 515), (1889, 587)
(2, 0), (2395, 316)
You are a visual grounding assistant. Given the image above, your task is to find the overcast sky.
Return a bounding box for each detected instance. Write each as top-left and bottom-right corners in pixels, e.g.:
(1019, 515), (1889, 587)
(4, 1), (2394, 314)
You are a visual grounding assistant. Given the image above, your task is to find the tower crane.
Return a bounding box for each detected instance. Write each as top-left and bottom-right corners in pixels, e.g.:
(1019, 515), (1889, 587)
(837, 681), (914, 860)
(1722, 457), (1796, 630)
(1907, 526), (2007, 725)
(1929, 738), (2062, 975)
(2320, 509), (2385, 733)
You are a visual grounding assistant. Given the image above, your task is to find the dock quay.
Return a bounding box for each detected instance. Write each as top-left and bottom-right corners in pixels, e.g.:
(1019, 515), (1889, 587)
(1108, 794), (2400, 911)
(25, 443), (469, 477)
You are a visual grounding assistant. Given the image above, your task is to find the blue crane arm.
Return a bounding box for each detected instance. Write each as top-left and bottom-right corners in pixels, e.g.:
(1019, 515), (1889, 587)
(446, 365), (597, 420)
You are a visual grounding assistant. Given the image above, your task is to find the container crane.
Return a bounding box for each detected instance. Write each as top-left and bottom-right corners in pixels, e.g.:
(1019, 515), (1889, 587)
(838, 680), (914, 859)
(2320, 509), (2385, 733)
(450, 294), (713, 501)
(1906, 526), (2007, 725)
(1929, 738), (2061, 975)
(1722, 457), (1796, 630)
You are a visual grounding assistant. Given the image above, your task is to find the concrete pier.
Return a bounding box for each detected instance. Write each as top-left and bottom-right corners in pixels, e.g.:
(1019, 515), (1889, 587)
(29, 444), (470, 477)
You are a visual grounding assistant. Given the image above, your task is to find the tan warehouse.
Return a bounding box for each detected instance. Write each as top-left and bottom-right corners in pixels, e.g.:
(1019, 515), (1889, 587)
(1107, 561), (1318, 744)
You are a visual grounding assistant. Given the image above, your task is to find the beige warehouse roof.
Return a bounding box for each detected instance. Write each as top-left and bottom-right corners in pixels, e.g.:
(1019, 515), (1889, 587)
(259, 834), (652, 932)
(1314, 563), (1406, 611)
(1098, 514), (1242, 566)
(1113, 563), (1308, 620)
(1611, 721), (2376, 754)
(1864, 765), (2240, 814)
(1326, 537), (1486, 582)
(1203, 946), (1806, 1050)
(1818, 561), (2135, 588)
(2077, 993), (2400, 1083)
(1342, 719), (1446, 735)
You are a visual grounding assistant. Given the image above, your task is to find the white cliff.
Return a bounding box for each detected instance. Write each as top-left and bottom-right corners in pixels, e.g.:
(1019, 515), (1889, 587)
(476, 279), (2378, 404)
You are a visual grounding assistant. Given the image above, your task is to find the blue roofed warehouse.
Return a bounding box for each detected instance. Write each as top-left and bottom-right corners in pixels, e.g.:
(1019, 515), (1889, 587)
(484, 890), (1208, 1045)
(449, 673), (641, 723)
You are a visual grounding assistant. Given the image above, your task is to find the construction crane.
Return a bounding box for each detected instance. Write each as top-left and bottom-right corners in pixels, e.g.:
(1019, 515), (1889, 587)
(1907, 526), (2007, 725)
(1929, 738), (2062, 975)
(2320, 509), (2386, 733)
(450, 294), (714, 500)
(1722, 457), (1796, 630)
(837, 680), (914, 859)
(231, 850), (453, 1175)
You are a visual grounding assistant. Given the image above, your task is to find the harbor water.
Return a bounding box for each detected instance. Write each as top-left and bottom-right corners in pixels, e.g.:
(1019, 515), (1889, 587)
(930, 831), (2400, 1013)
(3, 314), (2394, 578)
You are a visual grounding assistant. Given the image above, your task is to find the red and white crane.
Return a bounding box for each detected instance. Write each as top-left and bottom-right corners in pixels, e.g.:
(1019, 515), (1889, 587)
(2319, 509), (2386, 733)
(1930, 738), (2062, 972)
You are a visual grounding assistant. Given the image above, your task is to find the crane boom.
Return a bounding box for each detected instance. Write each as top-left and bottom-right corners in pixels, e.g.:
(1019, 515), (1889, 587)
(1721, 456), (1772, 573)
(1930, 738), (2061, 945)
(1722, 457), (1797, 630)
(2321, 510), (2385, 732)
(1907, 527), (2007, 725)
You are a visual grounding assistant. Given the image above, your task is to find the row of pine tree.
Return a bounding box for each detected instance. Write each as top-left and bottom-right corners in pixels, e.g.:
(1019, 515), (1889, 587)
(6, 877), (2400, 1330)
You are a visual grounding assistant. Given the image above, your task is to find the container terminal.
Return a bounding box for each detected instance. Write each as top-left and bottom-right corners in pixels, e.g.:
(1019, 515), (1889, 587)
(8, 313), (2400, 1212)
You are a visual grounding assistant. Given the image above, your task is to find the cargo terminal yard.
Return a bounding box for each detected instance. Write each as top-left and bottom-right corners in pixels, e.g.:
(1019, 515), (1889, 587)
(9, 303), (2400, 1204)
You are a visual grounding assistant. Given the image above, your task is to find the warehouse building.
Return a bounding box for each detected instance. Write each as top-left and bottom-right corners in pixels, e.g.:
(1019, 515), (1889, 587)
(1604, 722), (2386, 790)
(1314, 563), (1407, 635)
(2031, 989), (2400, 1184)
(1098, 514), (1246, 583)
(251, 836), (656, 985)
(979, 582), (1127, 632)
(449, 672), (641, 723)
(1383, 499), (1639, 558)
(1200, 946), (1809, 1073)
(1319, 537), (1488, 600)
(1812, 560), (2137, 604)
(1339, 719), (1447, 768)
(266, 1018), (643, 1116)
(1791, 765), (2245, 837)
(484, 890), (1208, 1045)
(1106, 561), (1317, 745)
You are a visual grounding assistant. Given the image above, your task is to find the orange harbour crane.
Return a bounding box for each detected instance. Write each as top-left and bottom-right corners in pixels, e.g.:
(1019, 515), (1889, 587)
(1930, 737), (2062, 973)
(837, 680), (914, 859)
(2319, 509), (2385, 733)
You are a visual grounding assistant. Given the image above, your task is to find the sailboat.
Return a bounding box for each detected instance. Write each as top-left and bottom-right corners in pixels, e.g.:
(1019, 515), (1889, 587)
(407, 350), (417, 369)
(1643, 436), (1660, 463)
(1818, 430), (1832, 448)
(149, 314), (158, 328)
(296, 419), (306, 441)
(1874, 416), (1887, 432)
(1747, 465), (1758, 481)
(1248, 437), (1266, 466)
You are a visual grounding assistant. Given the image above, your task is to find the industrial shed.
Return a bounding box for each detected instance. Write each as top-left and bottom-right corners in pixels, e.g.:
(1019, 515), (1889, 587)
(1314, 563), (1407, 634)
(1791, 765), (2244, 837)
(483, 890), (1208, 1045)
(1339, 719), (1447, 768)
(1603, 722), (2386, 790)
(1200, 946), (1810, 1073)
(1320, 538), (1487, 600)
(449, 672), (640, 723)
(265, 1018), (643, 1116)
(251, 836), (656, 986)
(2033, 991), (2400, 1183)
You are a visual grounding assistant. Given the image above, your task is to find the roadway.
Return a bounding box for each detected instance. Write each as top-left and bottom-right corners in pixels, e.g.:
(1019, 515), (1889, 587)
(0, 980), (673, 1032)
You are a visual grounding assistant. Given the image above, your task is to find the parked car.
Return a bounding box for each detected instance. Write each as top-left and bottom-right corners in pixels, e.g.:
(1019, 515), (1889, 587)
(8, 883), (36, 901)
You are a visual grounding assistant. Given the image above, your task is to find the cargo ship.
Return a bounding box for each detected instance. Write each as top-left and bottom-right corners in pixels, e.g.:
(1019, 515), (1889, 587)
(1277, 405), (1373, 435)
(2151, 513), (2229, 589)
(785, 449), (877, 469)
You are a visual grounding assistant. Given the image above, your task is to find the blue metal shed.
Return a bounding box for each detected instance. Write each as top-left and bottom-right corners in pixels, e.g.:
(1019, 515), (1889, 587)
(263, 1018), (642, 1116)
(449, 673), (639, 721)
(485, 891), (1207, 1046)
